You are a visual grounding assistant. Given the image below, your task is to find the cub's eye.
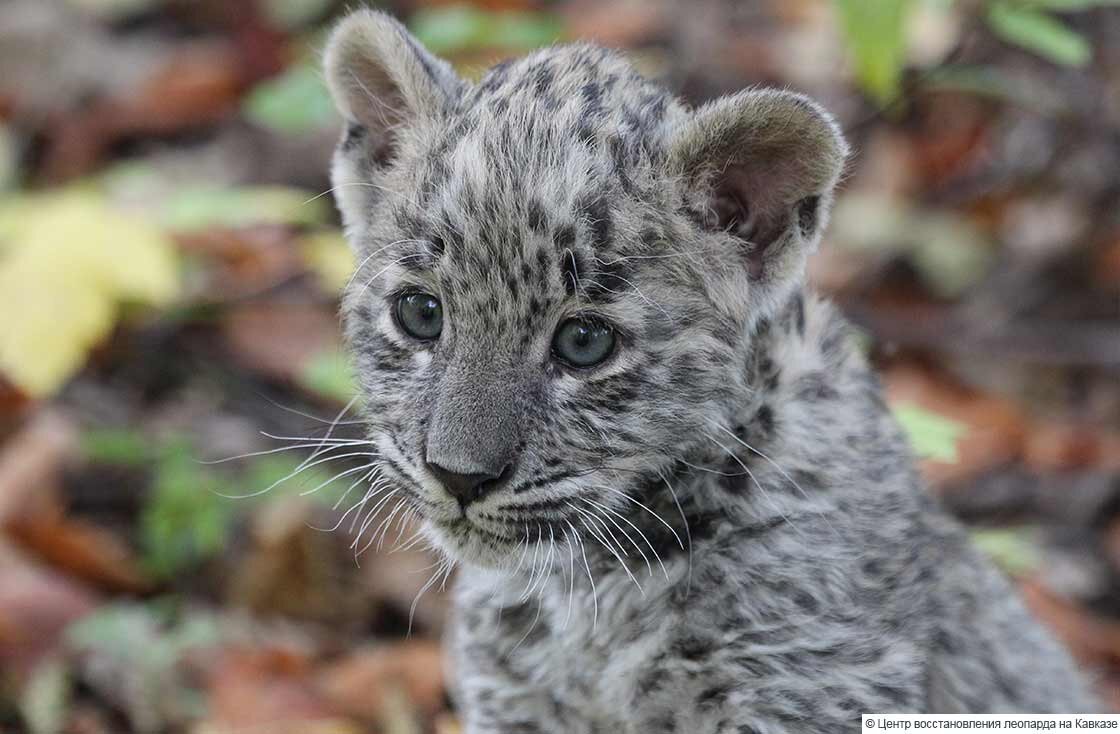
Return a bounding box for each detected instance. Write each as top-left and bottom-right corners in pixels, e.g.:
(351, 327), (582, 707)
(552, 318), (616, 368)
(396, 292), (443, 340)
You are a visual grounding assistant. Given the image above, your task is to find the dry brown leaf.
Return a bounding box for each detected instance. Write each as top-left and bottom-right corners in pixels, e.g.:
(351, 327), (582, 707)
(176, 225), (305, 302)
(7, 504), (150, 594)
(1020, 579), (1120, 668)
(220, 301), (341, 384)
(884, 363), (1026, 487)
(0, 540), (98, 681)
(0, 411), (77, 526)
(205, 646), (337, 731)
(317, 640), (446, 724)
(41, 44), (246, 182)
(1024, 422), (1120, 473)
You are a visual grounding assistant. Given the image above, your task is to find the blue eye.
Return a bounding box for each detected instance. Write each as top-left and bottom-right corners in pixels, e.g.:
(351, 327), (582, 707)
(552, 318), (616, 368)
(396, 293), (443, 340)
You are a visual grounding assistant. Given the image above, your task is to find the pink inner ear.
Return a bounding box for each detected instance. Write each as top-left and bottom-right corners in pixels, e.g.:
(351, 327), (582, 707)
(710, 162), (797, 277)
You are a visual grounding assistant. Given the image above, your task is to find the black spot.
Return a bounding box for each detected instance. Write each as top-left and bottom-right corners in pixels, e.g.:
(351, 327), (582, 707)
(583, 196), (612, 250)
(533, 63), (554, 97)
(527, 199), (548, 233)
(698, 685), (732, 707)
(341, 122), (367, 151)
(428, 235), (445, 258)
(755, 405), (774, 436)
(553, 223), (576, 252)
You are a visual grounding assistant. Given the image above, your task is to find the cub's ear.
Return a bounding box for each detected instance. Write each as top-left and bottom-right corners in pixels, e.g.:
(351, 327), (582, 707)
(324, 10), (463, 158)
(324, 11), (464, 233)
(668, 90), (847, 306)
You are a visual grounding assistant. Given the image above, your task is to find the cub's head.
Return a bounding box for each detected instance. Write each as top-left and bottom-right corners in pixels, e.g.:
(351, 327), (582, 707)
(324, 10), (846, 568)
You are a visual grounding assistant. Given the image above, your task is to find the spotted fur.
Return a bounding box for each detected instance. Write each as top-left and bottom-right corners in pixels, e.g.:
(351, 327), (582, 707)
(324, 10), (1098, 731)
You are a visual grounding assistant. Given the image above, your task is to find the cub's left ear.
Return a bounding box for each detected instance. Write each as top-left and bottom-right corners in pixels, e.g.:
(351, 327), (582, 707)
(668, 89), (848, 299)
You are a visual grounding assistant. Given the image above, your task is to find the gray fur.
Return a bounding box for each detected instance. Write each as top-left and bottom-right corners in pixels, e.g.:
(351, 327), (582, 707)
(323, 10), (1098, 731)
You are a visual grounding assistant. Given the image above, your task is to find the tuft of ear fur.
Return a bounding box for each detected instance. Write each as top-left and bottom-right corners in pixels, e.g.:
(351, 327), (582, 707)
(669, 89), (848, 309)
(324, 10), (464, 234)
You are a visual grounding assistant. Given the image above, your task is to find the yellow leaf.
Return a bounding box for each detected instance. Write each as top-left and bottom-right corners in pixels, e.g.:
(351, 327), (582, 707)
(300, 230), (355, 294)
(0, 190), (179, 397)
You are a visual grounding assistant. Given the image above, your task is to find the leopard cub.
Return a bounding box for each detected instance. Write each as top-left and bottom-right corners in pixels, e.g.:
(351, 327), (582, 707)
(323, 10), (1097, 732)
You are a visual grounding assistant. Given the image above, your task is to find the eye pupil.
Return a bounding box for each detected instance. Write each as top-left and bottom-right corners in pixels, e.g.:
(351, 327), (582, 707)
(396, 292), (443, 340)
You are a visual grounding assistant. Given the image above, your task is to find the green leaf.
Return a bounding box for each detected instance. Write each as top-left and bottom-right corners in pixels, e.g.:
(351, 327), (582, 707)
(262, 0), (334, 29)
(971, 526), (1043, 576)
(20, 658), (70, 734)
(893, 403), (965, 462)
(409, 5), (563, 55)
(161, 186), (330, 232)
(139, 440), (235, 579)
(299, 348), (356, 403)
(986, 2), (1091, 66)
(1021, 0), (1120, 10)
(300, 230), (355, 293)
(242, 455), (350, 506)
(243, 63), (338, 135)
(82, 428), (151, 466)
(834, 0), (913, 106)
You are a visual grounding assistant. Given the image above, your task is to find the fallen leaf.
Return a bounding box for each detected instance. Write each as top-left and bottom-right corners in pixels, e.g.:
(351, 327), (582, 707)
(204, 647), (339, 732)
(175, 225), (304, 301)
(7, 504), (151, 594)
(0, 191), (179, 397)
(300, 230), (355, 295)
(892, 402), (965, 462)
(0, 541), (98, 682)
(19, 655), (70, 734)
(220, 301), (342, 384)
(885, 363), (1027, 487)
(1020, 579), (1120, 667)
(317, 640), (445, 724)
(0, 411), (77, 526)
(163, 186), (329, 232)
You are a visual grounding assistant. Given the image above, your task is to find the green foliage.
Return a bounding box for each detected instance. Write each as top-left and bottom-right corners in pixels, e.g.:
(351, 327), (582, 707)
(160, 185), (330, 232)
(971, 526), (1043, 575)
(830, 193), (996, 299)
(243, 62), (338, 135)
(893, 403), (966, 462)
(834, 0), (913, 107)
(65, 602), (218, 728)
(242, 454), (344, 506)
(299, 347), (357, 403)
(82, 427), (152, 466)
(409, 5), (563, 55)
(139, 439), (235, 580)
(833, 0), (1108, 108)
(987, 2), (1092, 66)
(20, 658), (69, 734)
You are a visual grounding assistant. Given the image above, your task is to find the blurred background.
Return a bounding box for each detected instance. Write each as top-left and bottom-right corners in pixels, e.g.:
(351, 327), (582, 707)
(0, 0), (1118, 731)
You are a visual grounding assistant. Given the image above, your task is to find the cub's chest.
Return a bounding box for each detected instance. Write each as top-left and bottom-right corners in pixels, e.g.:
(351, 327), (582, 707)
(454, 572), (678, 724)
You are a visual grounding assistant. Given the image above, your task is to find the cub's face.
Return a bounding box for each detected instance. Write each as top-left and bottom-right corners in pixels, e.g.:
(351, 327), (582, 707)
(325, 12), (845, 568)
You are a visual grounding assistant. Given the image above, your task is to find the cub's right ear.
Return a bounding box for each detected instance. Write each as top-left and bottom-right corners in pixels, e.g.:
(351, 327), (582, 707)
(324, 10), (465, 234)
(324, 10), (463, 161)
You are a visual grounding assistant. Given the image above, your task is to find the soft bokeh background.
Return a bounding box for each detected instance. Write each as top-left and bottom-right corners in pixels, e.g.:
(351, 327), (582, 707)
(0, 0), (1118, 731)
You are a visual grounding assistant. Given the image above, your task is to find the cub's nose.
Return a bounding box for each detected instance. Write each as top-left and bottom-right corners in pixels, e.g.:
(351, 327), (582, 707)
(426, 461), (512, 507)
